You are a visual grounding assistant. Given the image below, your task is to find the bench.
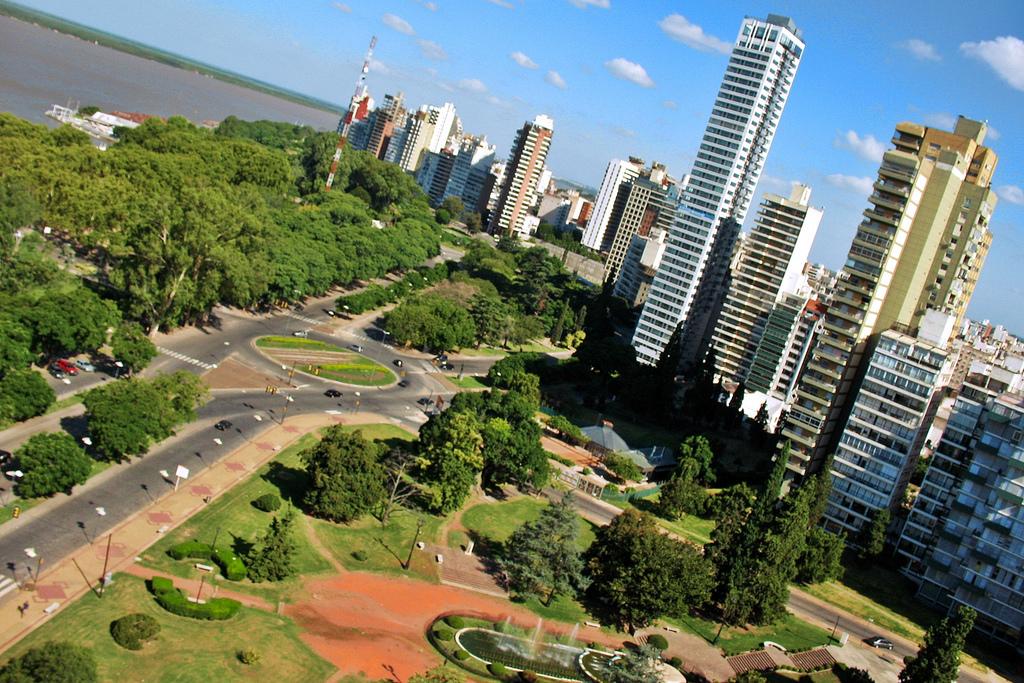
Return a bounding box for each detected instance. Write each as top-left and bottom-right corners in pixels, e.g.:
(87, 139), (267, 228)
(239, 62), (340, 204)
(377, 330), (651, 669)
(663, 626), (680, 633)
(44, 602), (60, 615)
(194, 563), (215, 573)
(435, 554), (444, 564)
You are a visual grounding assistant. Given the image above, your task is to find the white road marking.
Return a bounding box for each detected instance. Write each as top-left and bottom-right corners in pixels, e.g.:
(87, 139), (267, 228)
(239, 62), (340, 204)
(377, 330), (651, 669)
(157, 346), (217, 370)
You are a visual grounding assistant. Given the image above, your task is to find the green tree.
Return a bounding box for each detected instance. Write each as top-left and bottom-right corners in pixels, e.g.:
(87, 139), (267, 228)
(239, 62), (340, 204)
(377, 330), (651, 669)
(899, 606), (976, 683)
(27, 286), (119, 357)
(15, 432), (92, 498)
(707, 482), (755, 520)
(586, 509), (713, 631)
(0, 368), (55, 421)
(418, 411), (483, 513)
(751, 401), (771, 449)
(0, 176), (40, 261)
(247, 509), (297, 582)
(857, 508), (891, 561)
(301, 427), (386, 523)
(385, 294), (477, 351)
(480, 417), (549, 491)
(463, 212), (482, 233)
(0, 316), (35, 372)
(604, 643), (664, 683)
(440, 196), (464, 218)
(797, 528), (846, 584)
(549, 304), (567, 346)
(657, 459), (707, 520)
(0, 641), (97, 683)
(601, 451), (643, 483)
(678, 435), (716, 485)
(110, 322), (157, 374)
(499, 494), (589, 604)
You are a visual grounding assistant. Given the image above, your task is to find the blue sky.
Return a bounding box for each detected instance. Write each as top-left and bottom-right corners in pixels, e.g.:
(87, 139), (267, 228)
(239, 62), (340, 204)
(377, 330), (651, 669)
(19, 0), (1024, 331)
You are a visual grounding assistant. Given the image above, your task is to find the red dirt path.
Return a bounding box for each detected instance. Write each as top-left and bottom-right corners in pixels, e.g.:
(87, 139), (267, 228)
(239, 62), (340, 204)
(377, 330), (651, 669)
(287, 571), (622, 682)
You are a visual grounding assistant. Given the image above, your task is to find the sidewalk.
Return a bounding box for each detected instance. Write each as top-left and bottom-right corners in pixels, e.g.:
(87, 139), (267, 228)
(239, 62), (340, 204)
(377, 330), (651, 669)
(0, 412), (373, 654)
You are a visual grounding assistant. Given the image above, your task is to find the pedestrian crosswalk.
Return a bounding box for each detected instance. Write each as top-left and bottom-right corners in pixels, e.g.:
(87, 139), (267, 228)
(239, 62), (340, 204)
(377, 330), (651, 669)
(284, 311), (322, 326)
(0, 576), (17, 600)
(157, 346), (218, 370)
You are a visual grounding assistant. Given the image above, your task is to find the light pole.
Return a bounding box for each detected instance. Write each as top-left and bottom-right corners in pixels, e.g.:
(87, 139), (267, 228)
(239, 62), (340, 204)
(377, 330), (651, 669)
(280, 394), (295, 424)
(113, 360), (124, 379)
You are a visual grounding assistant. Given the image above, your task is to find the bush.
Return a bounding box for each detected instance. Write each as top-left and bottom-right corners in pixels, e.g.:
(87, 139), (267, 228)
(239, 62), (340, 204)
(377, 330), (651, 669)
(149, 576), (241, 620)
(252, 493), (281, 512)
(494, 621), (509, 633)
(434, 627), (454, 641)
(167, 541), (246, 581)
(489, 662), (508, 676)
(444, 615), (465, 629)
(452, 650), (469, 661)
(238, 649), (261, 665)
(518, 672), (538, 683)
(646, 633), (668, 651)
(351, 550), (368, 561)
(833, 663), (875, 683)
(109, 613), (160, 650)
(667, 656), (682, 667)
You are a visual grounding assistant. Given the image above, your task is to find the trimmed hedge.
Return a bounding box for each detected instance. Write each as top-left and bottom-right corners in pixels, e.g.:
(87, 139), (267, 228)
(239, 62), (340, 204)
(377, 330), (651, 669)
(148, 577), (241, 621)
(167, 541), (246, 581)
(252, 493), (281, 512)
(489, 662), (508, 677)
(434, 627), (454, 641)
(110, 613), (160, 650)
(646, 633), (668, 651)
(444, 615), (465, 629)
(453, 650), (469, 661)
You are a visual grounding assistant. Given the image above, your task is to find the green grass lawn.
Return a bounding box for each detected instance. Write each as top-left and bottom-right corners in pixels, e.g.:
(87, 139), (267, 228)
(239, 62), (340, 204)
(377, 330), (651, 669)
(447, 375), (488, 389)
(44, 392), (84, 415)
(668, 610), (833, 656)
(256, 336), (395, 386)
(459, 496), (598, 551)
(0, 574), (335, 682)
(607, 497), (716, 546)
(139, 433), (331, 603)
(312, 510), (448, 581)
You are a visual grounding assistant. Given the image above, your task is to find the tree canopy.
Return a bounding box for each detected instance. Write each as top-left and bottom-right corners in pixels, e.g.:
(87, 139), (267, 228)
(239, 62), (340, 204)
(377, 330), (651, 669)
(301, 427), (386, 523)
(15, 432), (92, 498)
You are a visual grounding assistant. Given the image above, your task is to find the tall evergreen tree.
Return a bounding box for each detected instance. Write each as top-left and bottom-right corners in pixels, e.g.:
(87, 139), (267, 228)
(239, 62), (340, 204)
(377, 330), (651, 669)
(247, 509), (297, 582)
(899, 606), (976, 683)
(550, 304), (567, 346)
(857, 508), (891, 561)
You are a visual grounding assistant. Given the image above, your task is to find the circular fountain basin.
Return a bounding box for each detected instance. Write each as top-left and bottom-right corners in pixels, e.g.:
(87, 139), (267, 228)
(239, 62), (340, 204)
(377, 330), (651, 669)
(456, 627), (611, 682)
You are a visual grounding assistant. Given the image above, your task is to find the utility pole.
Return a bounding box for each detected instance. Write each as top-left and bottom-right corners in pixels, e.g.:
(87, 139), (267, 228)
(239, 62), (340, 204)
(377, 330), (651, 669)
(403, 517), (425, 570)
(99, 534), (112, 597)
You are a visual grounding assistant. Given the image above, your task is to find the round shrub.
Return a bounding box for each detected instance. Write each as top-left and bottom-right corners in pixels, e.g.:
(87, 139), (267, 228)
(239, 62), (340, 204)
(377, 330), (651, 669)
(452, 650), (469, 661)
(237, 648), (261, 665)
(252, 493), (281, 512)
(646, 633), (668, 651)
(489, 662), (508, 677)
(444, 615), (465, 629)
(352, 550), (368, 561)
(494, 621), (509, 633)
(110, 613), (160, 650)
(667, 656), (683, 668)
(434, 627), (454, 641)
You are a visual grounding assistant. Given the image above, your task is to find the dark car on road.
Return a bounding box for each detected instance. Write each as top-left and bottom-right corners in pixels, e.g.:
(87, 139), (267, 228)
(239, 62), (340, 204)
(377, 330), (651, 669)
(214, 420), (233, 431)
(393, 359), (404, 367)
(867, 637), (894, 650)
(324, 389), (342, 398)
(398, 379), (410, 388)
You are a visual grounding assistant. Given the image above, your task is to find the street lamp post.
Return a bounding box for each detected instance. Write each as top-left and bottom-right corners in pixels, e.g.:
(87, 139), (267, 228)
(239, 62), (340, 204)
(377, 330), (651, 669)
(113, 360), (124, 379)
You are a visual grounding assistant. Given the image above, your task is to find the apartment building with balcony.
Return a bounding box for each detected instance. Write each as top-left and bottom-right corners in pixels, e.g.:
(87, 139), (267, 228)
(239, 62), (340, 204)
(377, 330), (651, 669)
(780, 117), (999, 478)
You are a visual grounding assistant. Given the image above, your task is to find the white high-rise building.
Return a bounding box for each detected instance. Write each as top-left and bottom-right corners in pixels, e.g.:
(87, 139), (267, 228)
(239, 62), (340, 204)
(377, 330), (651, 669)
(488, 114), (554, 236)
(582, 158), (643, 251)
(632, 15), (804, 366)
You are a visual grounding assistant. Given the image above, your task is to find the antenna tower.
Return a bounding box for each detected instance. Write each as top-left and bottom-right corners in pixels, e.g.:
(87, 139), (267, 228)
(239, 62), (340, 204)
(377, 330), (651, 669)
(325, 35), (377, 191)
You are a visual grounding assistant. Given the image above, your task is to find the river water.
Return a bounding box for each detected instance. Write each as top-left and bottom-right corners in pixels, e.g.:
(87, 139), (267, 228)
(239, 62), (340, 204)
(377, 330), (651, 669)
(0, 14), (339, 130)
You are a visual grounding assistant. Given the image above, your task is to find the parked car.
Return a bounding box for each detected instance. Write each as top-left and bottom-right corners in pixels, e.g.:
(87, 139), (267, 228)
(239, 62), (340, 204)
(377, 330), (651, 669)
(214, 420), (233, 431)
(292, 330), (309, 338)
(324, 389), (342, 398)
(351, 344), (363, 353)
(325, 309), (337, 317)
(47, 364), (66, 379)
(53, 359), (78, 375)
(75, 359), (96, 372)
(434, 353), (449, 362)
(0, 450), (11, 465)
(398, 379), (410, 388)
(867, 637), (894, 650)
(439, 362), (454, 371)
(393, 359), (404, 368)
(417, 397), (434, 406)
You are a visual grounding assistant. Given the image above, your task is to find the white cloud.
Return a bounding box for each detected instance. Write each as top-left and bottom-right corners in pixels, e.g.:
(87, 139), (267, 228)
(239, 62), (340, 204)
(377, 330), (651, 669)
(568, 0), (610, 8)
(826, 174), (874, 196)
(834, 130), (887, 162)
(997, 185), (1024, 205)
(457, 78), (488, 93)
(924, 112), (957, 130)
(510, 51), (539, 69)
(658, 14), (731, 55)
(417, 0), (439, 10)
(960, 36), (1024, 91)
(545, 70), (567, 90)
(897, 38), (941, 61)
(382, 13), (415, 36)
(757, 174), (793, 194)
(604, 57), (655, 88)
(331, 2), (352, 13)
(368, 58), (391, 76)
(417, 39), (447, 60)
(987, 124), (1001, 141)
(486, 0), (515, 8)
(662, 99), (678, 110)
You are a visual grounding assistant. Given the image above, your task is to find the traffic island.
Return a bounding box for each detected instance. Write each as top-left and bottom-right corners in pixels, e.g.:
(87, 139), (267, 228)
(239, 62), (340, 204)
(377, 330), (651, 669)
(254, 336), (395, 386)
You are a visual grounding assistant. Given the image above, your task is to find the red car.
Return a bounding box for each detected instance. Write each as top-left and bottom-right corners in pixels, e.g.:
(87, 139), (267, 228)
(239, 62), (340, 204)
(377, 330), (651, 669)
(52, 359), (79, 376)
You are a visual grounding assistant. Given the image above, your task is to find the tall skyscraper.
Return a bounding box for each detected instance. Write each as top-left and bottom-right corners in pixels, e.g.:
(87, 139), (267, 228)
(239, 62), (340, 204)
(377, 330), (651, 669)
(711, 184), (823, 383)
(365, 92), (405, 160)
(582, 158), (643, 251)
(445, 135), (496, 210)
(398, 102), (461, 173)
(605, 164), (677, 280)
(632, 15), (805, 366)
(781, 117), (999, 478)
(488, 114), (554, 236)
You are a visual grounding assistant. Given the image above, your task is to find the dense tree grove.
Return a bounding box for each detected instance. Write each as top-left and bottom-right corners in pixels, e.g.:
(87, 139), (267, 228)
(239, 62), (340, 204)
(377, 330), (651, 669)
(301, 427), (386, 523)
(0, 113), (443, 333)
(899, 605), (976, 683)
(0, 641), (98, 683)
(14, 432), (92, 498)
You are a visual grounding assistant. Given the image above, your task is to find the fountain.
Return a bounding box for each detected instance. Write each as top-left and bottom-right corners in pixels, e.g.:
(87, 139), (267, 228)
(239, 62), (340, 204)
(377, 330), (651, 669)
(568, 623), (580, 644)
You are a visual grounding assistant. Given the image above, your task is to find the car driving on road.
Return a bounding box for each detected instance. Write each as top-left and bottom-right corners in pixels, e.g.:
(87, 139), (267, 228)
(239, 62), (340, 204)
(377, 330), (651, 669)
(867, 637), (894, 650)
(292, 330), (309, 338)
(324, 389), (341, 398)
(351, 344), (363, 353)
(214, 420), (233, 431)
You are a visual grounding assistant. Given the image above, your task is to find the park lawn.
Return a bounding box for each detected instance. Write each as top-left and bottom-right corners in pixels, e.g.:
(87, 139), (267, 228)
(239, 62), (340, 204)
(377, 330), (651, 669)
(517, 593), (591, 625)
(0, 574), (335, 682)
(447, 375), (488, 390)
(460, 496), (598, 551)
(312, 510), (448, 581)
(255, 336), (341, 351)
(668, 610), (833, 656)
(457, 340), (560, 358)
(139, 433), (331, 603)
(606, 497), (716, 546)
